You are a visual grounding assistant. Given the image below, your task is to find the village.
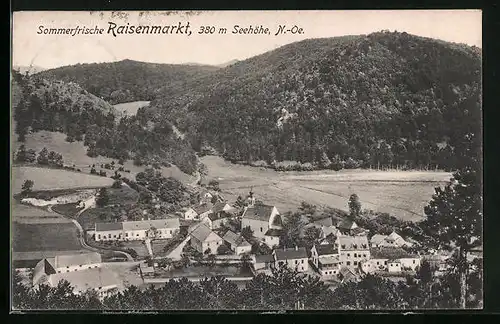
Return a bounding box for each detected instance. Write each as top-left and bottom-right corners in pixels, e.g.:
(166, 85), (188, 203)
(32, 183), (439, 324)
(23, 182), (459, 301)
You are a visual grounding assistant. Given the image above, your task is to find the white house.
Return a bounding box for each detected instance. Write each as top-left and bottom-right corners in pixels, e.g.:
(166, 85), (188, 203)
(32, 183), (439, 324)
(241, 204), (282, 240)
(253, 254), (275, 274)
(337, 235), (371, 271)
(189, 223), (224, 254)
(184, 204), (213, 220)
(94, 218), (180, 242)
(204, 211), (236, 230)
(370, 232), (412, 248)
(361, 247), (421, 274)
(310, 244), (340, 276)
(273, 247), (309, 272)
(388, 260), (402, 273)
(222, 230), (252, 255)
(263, 229), (281, 248)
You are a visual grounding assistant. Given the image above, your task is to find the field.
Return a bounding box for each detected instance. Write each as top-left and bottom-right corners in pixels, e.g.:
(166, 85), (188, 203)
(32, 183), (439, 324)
(113, 101), (150, 116)
(12, 222), (82, 252)
(11, 130), (194, 185)
(201, 156), (452, 221)
(12, 166), (114, 193)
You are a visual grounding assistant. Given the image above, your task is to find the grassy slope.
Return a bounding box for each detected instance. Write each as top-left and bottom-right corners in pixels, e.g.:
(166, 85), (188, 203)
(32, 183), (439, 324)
(201, 156), (451, 221)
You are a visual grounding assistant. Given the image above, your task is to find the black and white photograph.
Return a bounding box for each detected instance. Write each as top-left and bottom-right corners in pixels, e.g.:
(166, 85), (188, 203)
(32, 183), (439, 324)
(10, 10), (482, 311)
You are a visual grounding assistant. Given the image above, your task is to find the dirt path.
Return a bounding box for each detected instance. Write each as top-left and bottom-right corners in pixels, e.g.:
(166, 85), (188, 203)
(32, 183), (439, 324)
(166, 236), (191, 261)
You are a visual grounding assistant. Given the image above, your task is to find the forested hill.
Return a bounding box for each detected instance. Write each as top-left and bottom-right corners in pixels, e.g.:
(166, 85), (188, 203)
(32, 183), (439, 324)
(36, 59), (220, 104)
(149, 31), (481, 171)
(12, 71), (198, 174)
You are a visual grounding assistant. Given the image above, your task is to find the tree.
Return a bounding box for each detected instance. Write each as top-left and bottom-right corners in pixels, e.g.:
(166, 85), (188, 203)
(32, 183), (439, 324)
(96, 188), (109, 207)
(217, 244), (231, 255)
(21, 179), (34, 195)
(111, 179), (122, 189)
(241, 226), (254, 242)
(207, 180), (220, 192)
(303, 227), (322, 248)
(234, 195), (246, 209)
(298, 202), (317, 219)
(319, 151), (332, 169)
(279, 212), (304, 248)
(420, 129), (481, 309)
(348, 193), (362, 219)
(37, 147), (49, 165)
(15, 145), (27, 163)
(207, 253), (216, 267)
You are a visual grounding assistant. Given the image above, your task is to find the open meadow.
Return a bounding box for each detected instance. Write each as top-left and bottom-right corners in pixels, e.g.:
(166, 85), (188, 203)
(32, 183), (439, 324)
(11, 130), (195, 185)
(200, 156), (452, 222)
(113, 101), (150, 116)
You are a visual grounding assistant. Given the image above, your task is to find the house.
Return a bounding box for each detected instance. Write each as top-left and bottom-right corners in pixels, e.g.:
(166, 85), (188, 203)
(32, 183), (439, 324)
(273, 246), (309, 272)
(339, 266), (358, 283)
(337, 219), (359, 235)
(184, 203), (213, 220)
(337, 235), (370, 270)
(139, 262), (155, 278)
(361, 247), (420, 274)
(212, 201), (236, 215)
(47, 266), (120, 299)
(241, 204), (282, 240)
(370, 231), (412, 248)
(204, 211), (235, 230)
(94, 218), (180, 241)
(310, 244), (340, 276)
(53, 252), (102, 273)
(253, 254), (275, 274)
(189, 223), (224, 254)
(263, 229), (281, 248)
(222, 230), (252, 255)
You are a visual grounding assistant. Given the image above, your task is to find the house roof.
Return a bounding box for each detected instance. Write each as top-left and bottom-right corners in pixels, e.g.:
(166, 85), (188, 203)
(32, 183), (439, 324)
(370, 234), (387, 245)
(313, 217), (334, 227)
(337, 219), (357, 230)
(338, 235), (369, 251)
(321, 226), (339, 237)
(54, 252), (102, 269)
(339, 266), (357, 280)
(351, 227), (368, 235)
(274, 247), (308, 260)
(255, 254), (274, 264)
(223, 230), (249, 247)
(193, 204), (212, 214)
(319, 256), (339, 265)
(212, 202), (229, 214)
(48, 267), (119, 292)
(121, 218), (180, 231)
(315, 244), (337, 256)
(190, 223), (222, 242)
(265, 228), (282, 237)
(95, 222), (123, 231)
(370, 247), (417, 259)
(242, 204), (276, 221)
(208, 211), (233, 221)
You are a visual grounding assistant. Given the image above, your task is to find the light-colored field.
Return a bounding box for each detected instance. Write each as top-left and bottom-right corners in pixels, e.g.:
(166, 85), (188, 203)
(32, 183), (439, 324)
(11, 166), (114, 193)
(11, 130), (194, 185)
(113, 101), (150, 116)
(11, 199), (72, 224)
(201, 156), (452, 222)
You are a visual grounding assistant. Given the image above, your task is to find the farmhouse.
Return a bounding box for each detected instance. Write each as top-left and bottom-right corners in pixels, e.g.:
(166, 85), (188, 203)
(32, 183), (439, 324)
(337, 219), (358, 235)
(273, 247), (309, 272)
(310, 244), (340, 276)
(337, 235), (370, 271)
(241, 204), (282, 240)
(47, 266), (120, 299)
(194, 204), (213, 220)
(189, 223), (224, 254)
(54, 252), (102, 273)
(361, 247), (421, 274)
(370, 231), (412, 248)
(222, 230), (252, 255)
(204, 211), (235, 230)
(94, 218), (180, 241)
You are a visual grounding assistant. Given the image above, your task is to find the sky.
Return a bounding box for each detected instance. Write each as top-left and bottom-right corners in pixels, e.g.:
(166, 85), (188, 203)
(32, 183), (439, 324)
(12, 10), (482, 69)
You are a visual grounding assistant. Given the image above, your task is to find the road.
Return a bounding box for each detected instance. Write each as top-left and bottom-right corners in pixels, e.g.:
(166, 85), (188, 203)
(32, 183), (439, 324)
(47, 201), (134, 261)
(166, 236), (191, 261)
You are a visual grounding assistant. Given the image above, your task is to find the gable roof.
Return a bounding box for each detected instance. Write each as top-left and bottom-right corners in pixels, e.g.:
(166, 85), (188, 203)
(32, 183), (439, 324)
(265, 228), (282, 237)
(370, 234), (387, 245)
(190, 224), (222, 242)
(223, 230), (249, 247)
(338, 235), (369, 251)
(339, 266), (357, 280)
(212, 202), (230, 213)
(255, 254), (274, 264)
(319, 255), (339, 265)
(54, 252), (102, 269)
(337, 219), (357, 230)
(121, 218), (180, 231)
(313, 217), (334, 227)
(49, 267), (119, 292)
(242, 204), (276, 221)
(274, 247), (308, 260)
(315, 244), (337, 256)
(370, 247), (418, 259)
(193, 204), (213, 214)
(95, 222), (123, 231)
(208, 211), (233, 221)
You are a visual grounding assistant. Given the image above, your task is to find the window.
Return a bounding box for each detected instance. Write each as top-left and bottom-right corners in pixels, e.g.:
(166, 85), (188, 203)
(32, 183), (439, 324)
(347, 253), (350, 257)
(125, 233), (128, 237)
(363, 254), (366, 258)
(353, 244), (357, 249)
(260, 227), (263, 232)
(295, 260), (298, 264)
(354, 261), (358, 265)
(170, 230), (172, 234)
(376, 261), (380, 265)
(79, 265), (82, 267)
(354, 253), (357, 258)
(384, 261), (388, 265)
(413, 260), (416, 264)
(108, 234), (111, 238)
(114, 235), (117, 238)
(341, 245), (346, 249)
(137, 234), (139, 237)
(67, 266), (69, 268)
(58, 271), (61, 273)
(97, 235), (101, 239)
(346, 261), (351, 266)
(301, 260), (304, 264)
